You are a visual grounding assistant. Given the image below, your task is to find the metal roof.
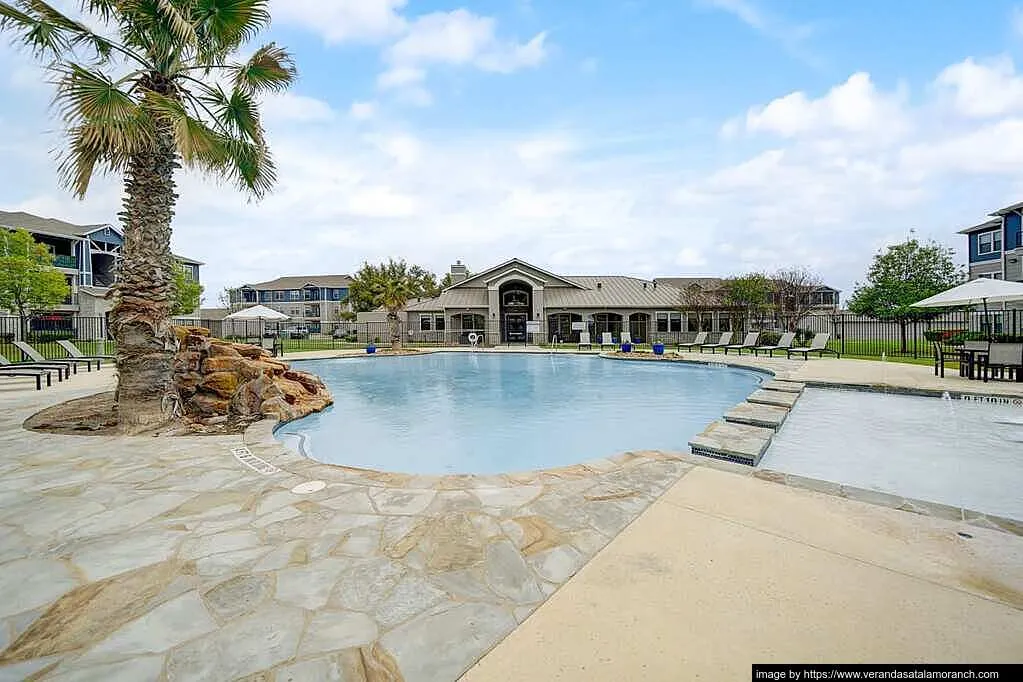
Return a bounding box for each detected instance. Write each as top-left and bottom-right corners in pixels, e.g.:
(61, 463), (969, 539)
(546, 276), (681, 308)
(0, 210), (109, 238)
(989, 201), (1023, 216)
(958, 217), (1003, 234)
(406, 289), (488, 311)
(241, 274), (353, 290)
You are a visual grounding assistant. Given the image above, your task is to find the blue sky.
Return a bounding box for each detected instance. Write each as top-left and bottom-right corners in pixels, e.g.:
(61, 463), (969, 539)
(3, 0), (1023, 301)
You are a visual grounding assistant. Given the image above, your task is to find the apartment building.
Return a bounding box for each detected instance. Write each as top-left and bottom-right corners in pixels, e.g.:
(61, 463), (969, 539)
(958, 200), (1023, 283)
(229, 275), (352, 331)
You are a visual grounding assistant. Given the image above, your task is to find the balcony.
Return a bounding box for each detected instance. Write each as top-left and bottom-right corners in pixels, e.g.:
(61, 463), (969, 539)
(53, 254), (78, 269)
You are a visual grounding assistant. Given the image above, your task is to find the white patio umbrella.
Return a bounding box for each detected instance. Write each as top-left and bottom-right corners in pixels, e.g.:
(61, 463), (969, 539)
(224, 305), (289, 338)
(224, 304), (290, 320)
(911, 278), (1023, 338)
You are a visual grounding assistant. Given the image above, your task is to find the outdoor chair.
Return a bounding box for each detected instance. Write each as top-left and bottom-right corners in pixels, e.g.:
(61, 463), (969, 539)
(600, 332), (616, 350)
(753, 332), (796, 357)
(620, 331), (632, 345)
(982, 343), (1023, 382)
(932, 341), (946, 378)
(677, 331), (707, 353)
(0, 351), (69, 381)
(57, 340), (113, 369)
(578, 331), (593, 350)
(259, 336), (281, 357)
(0, 366), (52, 390)
(15, 341), (93, 372)
(786, 333), (840, 360)
(700, 331), (734, 354)
(959, 340), (989, 379)
(724, 332), (760, 355)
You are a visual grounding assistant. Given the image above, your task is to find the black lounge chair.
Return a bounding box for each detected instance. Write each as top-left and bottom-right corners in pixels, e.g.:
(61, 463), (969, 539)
(753, 332), (796, 357)
(0, 367), (52, 390)
(15, 341), (93, 372)
(700, 331), (733, 354)
(786, 333), (841, 359)
(723, 332), (760, 355)
(57, 340), (113, 368)
(677, 331), (708, 353)
(0, 352), (69, 381)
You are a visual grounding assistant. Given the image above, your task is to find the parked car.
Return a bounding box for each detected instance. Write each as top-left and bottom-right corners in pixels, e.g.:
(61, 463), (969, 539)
(286, 326), (309, 339)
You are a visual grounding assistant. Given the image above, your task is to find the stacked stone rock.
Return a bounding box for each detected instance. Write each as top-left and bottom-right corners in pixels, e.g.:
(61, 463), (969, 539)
(172, 327), (332, 424)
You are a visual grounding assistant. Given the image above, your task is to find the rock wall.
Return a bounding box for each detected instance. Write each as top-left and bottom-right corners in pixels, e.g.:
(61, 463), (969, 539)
(172, 327), (332, 424)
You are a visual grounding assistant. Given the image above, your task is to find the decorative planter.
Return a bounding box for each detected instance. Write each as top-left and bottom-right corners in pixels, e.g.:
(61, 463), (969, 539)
(652, 342), (665, 355)
(621, 342), (633, 353)
(366, 344), (377, 354)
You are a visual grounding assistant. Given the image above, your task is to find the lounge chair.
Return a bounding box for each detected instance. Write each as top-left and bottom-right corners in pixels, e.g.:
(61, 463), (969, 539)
(753, 332), (796, 357)
(700, 331), (733, 354)
(57, 340), (113, 368)
(621, 331), (632, 345)
(786, 333), (840, 359)
(14, 341), (92, 373)
(723, 332), (760, 355)
(578, 331), (593, 350)
(600, 332), (616, 350)
(0, 352), (69, 381)
(677, 331), (707, 353)
(0, 366), (52, 390)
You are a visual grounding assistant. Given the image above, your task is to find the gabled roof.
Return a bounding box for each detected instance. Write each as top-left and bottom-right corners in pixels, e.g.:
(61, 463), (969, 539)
(990, 201), (1023, 216)
(958, 217), (1002, 235)
(0, 210), (109, 239)
(450, 258), (584, 289)
(242, 274), (352, 290)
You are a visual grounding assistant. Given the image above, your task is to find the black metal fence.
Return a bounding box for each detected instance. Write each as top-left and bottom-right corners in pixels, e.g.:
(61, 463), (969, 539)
(3, 310), (1020, 361)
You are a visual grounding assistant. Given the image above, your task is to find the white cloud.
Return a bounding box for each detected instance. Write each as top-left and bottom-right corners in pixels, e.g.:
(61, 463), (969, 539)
(740, 72), (908, 139)
(934, 56), (1023, 118)
(270, 0), (407, 44)
(377, 66), (426, 90)
(261, 93), (335, 124)
(674, 247), (707, 267)
(349, 101), (377, 121)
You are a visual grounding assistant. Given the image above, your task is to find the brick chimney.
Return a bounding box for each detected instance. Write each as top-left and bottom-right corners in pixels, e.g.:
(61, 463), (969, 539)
(449, 260), (468, 285)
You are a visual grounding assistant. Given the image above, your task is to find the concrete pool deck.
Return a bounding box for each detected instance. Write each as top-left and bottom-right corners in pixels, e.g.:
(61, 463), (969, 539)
(0, 351), (1021, 680)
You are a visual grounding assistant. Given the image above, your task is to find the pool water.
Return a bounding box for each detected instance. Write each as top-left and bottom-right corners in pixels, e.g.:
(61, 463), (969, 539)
(760, 388), (1023, 521)
(275, 353), (763, 475)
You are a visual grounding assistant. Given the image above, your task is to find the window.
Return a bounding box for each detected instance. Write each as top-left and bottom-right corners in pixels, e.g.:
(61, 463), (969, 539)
(719, 314), (731, 332)
(420, 315), (432, 331)
(978, 230), (1002, 255)
(656, 312), (681, 332)
(977, 273), (1003, 280)
(289, 289), (301, 301)
(272, 291), (285, 302)
(701, 313), (713, 332)
(435, 315), (445, 331)
(305, 305), (320, 318)
(687, 314), (700, 332)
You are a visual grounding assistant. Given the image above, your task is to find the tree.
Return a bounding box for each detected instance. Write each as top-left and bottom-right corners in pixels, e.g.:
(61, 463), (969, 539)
(847, 236), (965, 352)
(170, 263), (203, 317)
(348, 260), (439, 349)
(216, 287), (232, 309)
(0, 1), (296, 432)
(722, 273), (773, 332)
(773, 267), (824, 332)
(0, 228), (70, 328)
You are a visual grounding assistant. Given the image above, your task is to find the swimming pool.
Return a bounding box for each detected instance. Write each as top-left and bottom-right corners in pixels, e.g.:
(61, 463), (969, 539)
(275, 353), (763, 474)
(760, 388), (1023, 522)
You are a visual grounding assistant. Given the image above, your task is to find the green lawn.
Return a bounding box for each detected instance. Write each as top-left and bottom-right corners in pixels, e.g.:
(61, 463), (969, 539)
(0, 339), (114, 362)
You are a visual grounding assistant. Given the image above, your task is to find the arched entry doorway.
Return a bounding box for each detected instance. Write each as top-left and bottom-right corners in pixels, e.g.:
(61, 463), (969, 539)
(499, 281), (532, 342)
(629, 313), (650, 343)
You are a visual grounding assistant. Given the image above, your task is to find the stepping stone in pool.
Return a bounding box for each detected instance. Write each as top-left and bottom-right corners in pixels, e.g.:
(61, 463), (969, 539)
(761, 380), (805, 394)
(746, 389), (799, 409)
(689, 421), (774, 467)
(724, 402), (789, 430)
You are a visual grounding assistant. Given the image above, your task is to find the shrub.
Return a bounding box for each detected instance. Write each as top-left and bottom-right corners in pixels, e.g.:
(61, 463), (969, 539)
(758, 331), (781, 346)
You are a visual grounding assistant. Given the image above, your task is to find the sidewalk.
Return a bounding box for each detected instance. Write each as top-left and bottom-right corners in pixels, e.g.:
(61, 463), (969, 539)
(462, 466), (1023, 681)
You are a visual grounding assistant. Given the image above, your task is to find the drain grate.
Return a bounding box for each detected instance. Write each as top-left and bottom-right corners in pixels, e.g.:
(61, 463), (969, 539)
(231, 447), (280, 475)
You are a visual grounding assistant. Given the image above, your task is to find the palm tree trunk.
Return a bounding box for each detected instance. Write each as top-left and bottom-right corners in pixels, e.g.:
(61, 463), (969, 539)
(388, 313), (401, 350)
(111, 127), (179, 433)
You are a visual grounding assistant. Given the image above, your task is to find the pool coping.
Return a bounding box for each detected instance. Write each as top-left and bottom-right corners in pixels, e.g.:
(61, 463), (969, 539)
(250, 349), (1023, 536)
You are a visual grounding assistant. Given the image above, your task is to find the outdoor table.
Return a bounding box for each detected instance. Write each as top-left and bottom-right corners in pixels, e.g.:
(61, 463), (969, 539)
(958, 347), (989, 380)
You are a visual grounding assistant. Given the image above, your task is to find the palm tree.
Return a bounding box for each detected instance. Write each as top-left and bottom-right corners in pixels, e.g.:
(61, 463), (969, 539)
(0, 0), (295, 432)
(377, 274), (415, 351)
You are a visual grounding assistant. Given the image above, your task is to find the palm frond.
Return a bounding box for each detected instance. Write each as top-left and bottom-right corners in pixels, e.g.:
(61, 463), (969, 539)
(222, 135), (276, 198)
(193, 0), (270, 54)
(190, 80), (263, 143)
(155, 0), (197, 49)
(57, 113), (151, 197)
(53, 64), (139, 124)
(231, 42), (295, 94)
